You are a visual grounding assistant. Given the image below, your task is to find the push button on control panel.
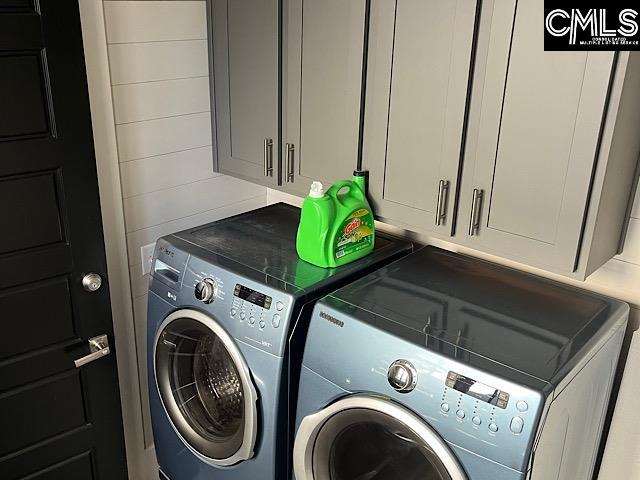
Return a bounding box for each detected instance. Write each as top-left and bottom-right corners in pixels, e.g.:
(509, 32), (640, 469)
(488, 422), (499, 433)
(259, 320), (266, 329)
(249, 316), (255, 325)
(276, 301), (284, 311)
(239, 312), (246, 320)
(510, 416), (524, 434)
(456, 409), (465, 419)
(516, 400), (528, 412)
(230, 308), (237, 317)
(472, 416), (482, 426)
(272, 314), (281, 328)
(440, 403), (450, 413)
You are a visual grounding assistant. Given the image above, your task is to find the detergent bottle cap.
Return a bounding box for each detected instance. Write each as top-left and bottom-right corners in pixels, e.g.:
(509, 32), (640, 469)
(309, 181), (325, 198)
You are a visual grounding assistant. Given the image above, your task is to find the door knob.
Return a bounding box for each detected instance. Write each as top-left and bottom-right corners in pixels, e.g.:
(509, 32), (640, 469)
(74, 334), (111, 368)
(82, 272), (102, 292)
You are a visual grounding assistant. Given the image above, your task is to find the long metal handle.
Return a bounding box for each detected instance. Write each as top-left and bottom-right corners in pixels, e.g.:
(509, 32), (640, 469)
(263, 138), (273, 177)
(74, 334), (110, 368)
(435, 179), (450, 226)
(285, 143), (295, 182)
(468, 188), (484, 236)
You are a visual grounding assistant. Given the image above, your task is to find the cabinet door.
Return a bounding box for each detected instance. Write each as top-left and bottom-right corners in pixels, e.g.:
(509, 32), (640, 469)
(460, 0), (615, 273)
(282, 0), (366, 196)
(363, 0), (478, 235)
(212, 0), (279, 187)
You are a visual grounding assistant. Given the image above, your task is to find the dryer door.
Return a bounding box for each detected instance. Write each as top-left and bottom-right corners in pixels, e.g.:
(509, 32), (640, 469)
(154, 309), (258, 466)
(294, 395), (467, 480)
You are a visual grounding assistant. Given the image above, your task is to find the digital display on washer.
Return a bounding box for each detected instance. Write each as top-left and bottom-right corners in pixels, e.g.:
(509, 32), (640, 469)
(446, 372), (509, 408)
(234, 284), (272, 309)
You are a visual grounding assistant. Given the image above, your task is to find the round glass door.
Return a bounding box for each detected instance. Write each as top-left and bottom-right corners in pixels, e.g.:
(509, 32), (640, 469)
(294, 396), (467, 480)
(154, 310), (257, 465)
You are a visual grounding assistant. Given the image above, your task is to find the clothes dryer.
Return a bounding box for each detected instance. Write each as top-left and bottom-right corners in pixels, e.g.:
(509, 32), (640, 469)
(294, 247), (628, 480)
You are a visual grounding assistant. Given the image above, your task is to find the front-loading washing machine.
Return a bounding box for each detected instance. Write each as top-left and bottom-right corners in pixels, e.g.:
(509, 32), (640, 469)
(146, 203), (413, 480)
(293, 246), (628, 480)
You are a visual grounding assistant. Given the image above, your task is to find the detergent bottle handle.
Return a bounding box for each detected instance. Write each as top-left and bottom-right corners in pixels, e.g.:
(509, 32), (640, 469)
(326, 181), (356, 208)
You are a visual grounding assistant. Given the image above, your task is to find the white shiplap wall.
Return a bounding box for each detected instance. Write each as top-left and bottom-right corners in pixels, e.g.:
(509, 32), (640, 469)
(103, 0), (267, 449)
(267, 184), (640, 480)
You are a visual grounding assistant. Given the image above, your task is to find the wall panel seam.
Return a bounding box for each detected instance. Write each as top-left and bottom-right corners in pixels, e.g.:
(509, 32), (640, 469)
(115, 109), (211, 126)
(110, 74), (209, 87)
(118, 144), (213, 164)
(124, 193), (267, 234)
(121, 173), (222, 200)
(107, 38), (206, 46)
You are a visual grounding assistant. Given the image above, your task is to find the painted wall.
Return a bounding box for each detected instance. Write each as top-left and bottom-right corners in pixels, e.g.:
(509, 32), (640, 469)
(101, 0), (267, 454)
(267, 186), (640, 479)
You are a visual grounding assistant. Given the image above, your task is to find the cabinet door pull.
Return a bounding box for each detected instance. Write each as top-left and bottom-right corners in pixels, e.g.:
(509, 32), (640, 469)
(263, 138), (273, 177)
(435, 179), (450, 226)
(468, 188), (484, 236)
(285, 143), (295, 183)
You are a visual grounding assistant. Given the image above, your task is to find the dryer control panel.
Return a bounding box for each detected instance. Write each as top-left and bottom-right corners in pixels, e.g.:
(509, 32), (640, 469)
(303, 301), (545, 472)
(445, 371), (510, 409)
(438, 369), (537, 442)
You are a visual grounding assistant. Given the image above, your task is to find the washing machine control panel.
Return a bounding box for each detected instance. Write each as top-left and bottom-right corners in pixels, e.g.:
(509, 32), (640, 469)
(233, 283), (272, 309)
(229, 283), (286, 331)
(178, 255), (293, 356)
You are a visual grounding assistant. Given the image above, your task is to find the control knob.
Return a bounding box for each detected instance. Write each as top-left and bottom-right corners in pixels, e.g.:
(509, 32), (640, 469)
(387, 359), (417, 393)
(195, 278), (218, 304)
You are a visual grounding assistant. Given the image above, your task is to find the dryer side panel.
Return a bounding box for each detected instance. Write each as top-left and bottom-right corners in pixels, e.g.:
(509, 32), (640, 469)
(530, 325), (625, 480)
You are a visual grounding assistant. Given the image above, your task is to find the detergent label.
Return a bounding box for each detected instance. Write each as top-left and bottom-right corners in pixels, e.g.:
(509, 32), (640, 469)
(335, 209), (374, 259)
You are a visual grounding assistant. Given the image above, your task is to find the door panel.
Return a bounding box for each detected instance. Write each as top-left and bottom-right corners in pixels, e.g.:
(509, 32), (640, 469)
(363, 0), (477, 235)
(0, 277), (74, 359)
(283, 0), (365, 195)
(0, 172), (64, 252)
(488, 44), (587, 243)
(0, 373), (87, 456)
(212, 0), (279, 186)
(461, 0), (614, 272)
(0, 54), (50, 138)
(27, 452), (94, 480)
(0, 1), (127, 478)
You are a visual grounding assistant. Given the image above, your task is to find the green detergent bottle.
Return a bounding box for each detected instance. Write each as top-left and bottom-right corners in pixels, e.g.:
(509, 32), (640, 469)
(296, 171), (375, 268)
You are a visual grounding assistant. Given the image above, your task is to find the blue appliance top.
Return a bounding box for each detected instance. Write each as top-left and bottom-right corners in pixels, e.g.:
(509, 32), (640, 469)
(324, 246), (628, 385)
(168, 203), (413, 297)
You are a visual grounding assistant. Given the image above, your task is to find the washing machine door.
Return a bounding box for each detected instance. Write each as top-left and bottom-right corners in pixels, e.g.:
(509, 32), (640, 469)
(154, 309), (258, 466)
(294, 395), (467, 480)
